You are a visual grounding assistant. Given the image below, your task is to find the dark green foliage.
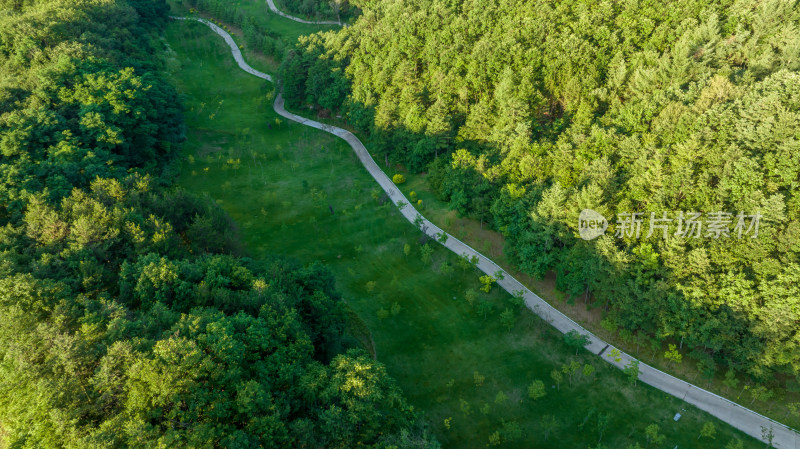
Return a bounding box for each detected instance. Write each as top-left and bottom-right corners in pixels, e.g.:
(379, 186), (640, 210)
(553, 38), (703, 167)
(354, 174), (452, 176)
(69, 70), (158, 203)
(279, 32), (351, 114)
(275, 0), (359, 23)
(283, 0), (800, 389)
(564, 330), (591, 355)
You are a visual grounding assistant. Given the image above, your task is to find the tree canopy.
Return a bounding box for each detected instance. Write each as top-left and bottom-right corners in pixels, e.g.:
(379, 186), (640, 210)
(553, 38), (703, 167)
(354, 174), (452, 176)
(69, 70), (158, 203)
(275, 0), (358, 23)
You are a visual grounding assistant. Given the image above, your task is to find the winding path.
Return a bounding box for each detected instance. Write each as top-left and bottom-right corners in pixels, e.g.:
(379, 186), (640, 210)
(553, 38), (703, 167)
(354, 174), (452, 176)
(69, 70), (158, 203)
(265, 0), (342, 26)
(171, 16), (799, 448)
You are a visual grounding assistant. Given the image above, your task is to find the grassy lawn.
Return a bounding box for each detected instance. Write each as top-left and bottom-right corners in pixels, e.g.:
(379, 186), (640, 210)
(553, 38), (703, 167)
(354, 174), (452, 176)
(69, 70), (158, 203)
(162, 14), (763, 449)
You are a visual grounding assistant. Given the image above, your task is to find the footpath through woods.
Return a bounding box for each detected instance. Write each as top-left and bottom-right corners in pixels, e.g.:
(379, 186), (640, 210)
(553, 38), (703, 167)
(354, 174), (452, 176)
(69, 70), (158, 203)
(170, 15), (800, 448)
(265, 0), (342, 26)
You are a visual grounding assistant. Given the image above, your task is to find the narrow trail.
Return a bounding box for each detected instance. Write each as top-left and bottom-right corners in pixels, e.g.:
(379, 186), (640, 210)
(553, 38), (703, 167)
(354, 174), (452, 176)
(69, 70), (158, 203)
(265, 0), (342, 26)
(171, 16), (799, 448)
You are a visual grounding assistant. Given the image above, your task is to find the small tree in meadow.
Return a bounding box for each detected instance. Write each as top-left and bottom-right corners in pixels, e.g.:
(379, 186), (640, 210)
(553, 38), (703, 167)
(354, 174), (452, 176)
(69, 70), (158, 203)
(501, 420), (522, 442)
(644, 424), (665, 447)
(564, 330), (590, 355)
(725, 438), (744, 449)
(420, 244), (434, 264)
(458, 253), (473, 271)
(509, 290), (526, 308)
(390, 302), (402, 316)
(699, 421), (716, 440)
(476, 300), (493, 320)
(624, 359), (640, 386)
(761, 425), (775, 448)
(562, 360), (582, 386)
(494, 390), (508, 405)
(465, 288), (479, 307)
(500, 308), (515, 330)
(528, 380), (546, 400)
(595, 413), (610, 444)
(583, 363), (595, 381)
(551, 369), (563, 391)
(439, 261), (454, 278)
(541, 415), (559, 441)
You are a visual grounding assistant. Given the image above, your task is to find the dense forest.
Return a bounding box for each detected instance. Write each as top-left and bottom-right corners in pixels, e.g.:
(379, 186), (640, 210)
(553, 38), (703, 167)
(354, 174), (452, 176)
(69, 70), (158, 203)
(0, 0), (436, 447)
(276, 0), (358, 23)
(281, 0), (800, 391)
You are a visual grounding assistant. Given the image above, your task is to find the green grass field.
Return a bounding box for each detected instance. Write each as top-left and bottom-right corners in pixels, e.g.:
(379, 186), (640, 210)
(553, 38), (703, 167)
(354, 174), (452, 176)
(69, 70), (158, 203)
(162, 12), (763, 449)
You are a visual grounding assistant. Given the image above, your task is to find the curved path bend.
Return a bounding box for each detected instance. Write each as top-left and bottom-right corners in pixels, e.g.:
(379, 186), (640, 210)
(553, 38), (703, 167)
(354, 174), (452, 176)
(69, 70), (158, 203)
(171, 16), (799, 448)
(265, 0), (342, 26)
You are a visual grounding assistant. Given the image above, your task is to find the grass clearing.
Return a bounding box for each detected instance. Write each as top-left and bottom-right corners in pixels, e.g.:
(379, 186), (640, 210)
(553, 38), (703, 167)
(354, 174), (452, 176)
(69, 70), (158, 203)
(163, 13), (762, 449)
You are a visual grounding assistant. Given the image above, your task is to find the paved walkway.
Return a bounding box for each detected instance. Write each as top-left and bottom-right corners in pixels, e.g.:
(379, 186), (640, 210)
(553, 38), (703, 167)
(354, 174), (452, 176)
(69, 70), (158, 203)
(171, 16), (799, 448)
(265, 0), (342, 26)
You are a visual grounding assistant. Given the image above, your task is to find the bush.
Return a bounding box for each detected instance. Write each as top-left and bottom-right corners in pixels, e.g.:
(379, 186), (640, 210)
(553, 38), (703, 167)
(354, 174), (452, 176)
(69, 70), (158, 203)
(392, 174), (406, 184)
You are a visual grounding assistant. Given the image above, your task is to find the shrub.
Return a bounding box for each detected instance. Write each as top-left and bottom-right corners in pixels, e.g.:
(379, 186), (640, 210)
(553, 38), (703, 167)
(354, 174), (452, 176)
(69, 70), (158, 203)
(479, 275), (495, 293)
(392, 174), (406, 184)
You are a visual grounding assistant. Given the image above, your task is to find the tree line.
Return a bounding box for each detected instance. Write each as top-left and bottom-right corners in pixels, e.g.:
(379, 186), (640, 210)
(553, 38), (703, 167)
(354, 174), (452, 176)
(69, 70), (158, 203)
(0, 0), (437, 447)
(280, 0), (800, 400)
(275, 0), (358, 23)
